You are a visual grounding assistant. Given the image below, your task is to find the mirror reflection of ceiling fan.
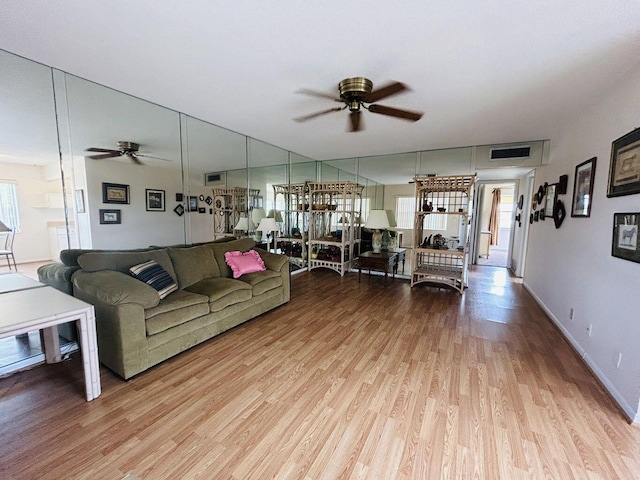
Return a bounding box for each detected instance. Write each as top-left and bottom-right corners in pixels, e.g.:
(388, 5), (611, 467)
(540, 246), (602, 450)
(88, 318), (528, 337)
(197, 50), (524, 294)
(294, 77), (423, 132)
(85, 141), (172, 165)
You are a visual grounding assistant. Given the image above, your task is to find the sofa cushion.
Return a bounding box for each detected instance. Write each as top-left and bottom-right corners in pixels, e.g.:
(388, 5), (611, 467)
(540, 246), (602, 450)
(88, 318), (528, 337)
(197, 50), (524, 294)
(130, 260), (178, 299)
(78, 249), (177, 281)
(145, 290), (210, 335)
(185, 277), (252, 312)
(209, 238), (256, 278)
(224, 249), (266, 279)
(167, 244), (221, 289)
(240, 270), (283, 296)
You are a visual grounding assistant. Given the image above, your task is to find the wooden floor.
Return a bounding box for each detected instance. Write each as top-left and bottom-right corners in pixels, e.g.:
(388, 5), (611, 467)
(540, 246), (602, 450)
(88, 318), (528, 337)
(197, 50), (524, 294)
(1, 267), (639, 479)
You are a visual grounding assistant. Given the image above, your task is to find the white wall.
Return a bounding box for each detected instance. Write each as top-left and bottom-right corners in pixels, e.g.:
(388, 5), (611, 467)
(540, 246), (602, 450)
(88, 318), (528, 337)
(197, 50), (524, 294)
(1, 162), (67, 263)
(85, 160), (186, 249)
(524, 61), (640, 421)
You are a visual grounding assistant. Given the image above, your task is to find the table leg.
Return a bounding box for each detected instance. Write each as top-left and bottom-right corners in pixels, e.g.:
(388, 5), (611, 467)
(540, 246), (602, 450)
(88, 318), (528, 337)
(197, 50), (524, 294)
(359, 265), (362, 283)
(42, 326), (61, 363)
(76, 311), (101, 401)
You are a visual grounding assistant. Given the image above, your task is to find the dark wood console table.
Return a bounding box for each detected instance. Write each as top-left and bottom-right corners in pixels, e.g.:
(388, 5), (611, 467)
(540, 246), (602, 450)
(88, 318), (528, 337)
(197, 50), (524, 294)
(358, 250), (398, 285)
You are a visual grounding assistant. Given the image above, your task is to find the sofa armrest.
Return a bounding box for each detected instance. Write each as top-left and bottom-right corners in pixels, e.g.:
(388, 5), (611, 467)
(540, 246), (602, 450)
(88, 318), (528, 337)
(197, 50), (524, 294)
(73, 270), (154, 379)
(37, 262), (80, 296)
(73, 270), (160, 309)
(255, 248), (288, 272)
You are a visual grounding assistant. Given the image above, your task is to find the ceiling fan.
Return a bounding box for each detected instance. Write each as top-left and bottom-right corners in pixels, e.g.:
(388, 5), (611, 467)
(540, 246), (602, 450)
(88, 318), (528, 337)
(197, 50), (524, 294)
(85, 141), (171, 165)
(294, 77), (423, 132)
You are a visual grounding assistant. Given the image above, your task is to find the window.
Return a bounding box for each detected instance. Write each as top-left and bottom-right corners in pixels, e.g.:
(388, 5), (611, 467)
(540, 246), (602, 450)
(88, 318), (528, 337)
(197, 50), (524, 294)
(395, 196), (415, 229)
(0, 181), (20, 232)
(395, 196), (447, 231)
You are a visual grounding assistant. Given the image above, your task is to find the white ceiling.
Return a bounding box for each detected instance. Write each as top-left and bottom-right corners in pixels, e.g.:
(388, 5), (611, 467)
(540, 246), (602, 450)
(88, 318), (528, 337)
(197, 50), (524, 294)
(1, 1), (640, 164)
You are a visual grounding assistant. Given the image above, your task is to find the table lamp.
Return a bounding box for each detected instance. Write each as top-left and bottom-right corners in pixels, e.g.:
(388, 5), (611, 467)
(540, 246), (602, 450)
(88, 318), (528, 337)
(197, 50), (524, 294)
(234, 216), (252, 237)
(256, 217), (279, 252)
(364, 210), (390, 253)
(251, 208), (266, 241)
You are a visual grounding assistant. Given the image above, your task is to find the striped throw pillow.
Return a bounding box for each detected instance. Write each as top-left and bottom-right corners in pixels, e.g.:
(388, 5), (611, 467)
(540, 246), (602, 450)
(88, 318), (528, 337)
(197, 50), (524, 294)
(129, 260), (178, 299)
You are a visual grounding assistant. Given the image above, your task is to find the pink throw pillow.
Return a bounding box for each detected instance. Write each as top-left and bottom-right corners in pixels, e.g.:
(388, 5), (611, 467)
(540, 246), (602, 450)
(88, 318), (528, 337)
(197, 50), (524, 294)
(224, 250), (266, 278)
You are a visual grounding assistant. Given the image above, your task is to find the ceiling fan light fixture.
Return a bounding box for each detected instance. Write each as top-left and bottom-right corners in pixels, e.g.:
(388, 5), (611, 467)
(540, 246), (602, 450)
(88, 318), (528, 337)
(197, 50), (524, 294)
(338, 77), (373, 100)
(116, 141), (139, 153)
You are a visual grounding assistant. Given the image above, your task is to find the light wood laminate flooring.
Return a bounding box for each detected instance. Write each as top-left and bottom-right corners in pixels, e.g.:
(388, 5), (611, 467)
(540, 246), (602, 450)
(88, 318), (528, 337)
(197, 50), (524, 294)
(1, 267), (639, 479)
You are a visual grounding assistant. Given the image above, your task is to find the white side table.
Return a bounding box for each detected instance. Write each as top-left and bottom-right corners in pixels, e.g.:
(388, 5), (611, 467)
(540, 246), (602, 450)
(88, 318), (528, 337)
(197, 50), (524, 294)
(0, 286), (101, 401)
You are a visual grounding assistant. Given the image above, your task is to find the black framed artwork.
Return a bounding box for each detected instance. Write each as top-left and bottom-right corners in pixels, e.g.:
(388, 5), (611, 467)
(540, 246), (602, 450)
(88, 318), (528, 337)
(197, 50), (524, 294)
(612, 213), (640, 263)
(189, 196), (198, 212)
(607, 127), (640, 197)
(99, 209), (121, 224)
(102, 182), (129, 204)
(571, 157), (596, 217)
(146, 189), (165, 212)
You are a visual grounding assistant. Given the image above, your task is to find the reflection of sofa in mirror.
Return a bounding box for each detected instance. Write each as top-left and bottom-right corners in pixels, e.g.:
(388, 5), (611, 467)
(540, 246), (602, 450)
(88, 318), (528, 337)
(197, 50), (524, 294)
(38, 238), (290, 379)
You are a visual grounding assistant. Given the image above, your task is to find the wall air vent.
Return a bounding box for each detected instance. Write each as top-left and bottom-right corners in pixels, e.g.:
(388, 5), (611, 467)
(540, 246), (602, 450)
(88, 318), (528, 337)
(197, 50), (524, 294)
(205, 172), (224, 185)
(490, 146), (531, 160)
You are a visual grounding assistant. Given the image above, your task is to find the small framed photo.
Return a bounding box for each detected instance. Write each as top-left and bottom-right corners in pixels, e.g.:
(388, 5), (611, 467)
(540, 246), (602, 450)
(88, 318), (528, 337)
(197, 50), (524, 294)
(189, 196), (198, 212)
(146, 189), (165, 212)
(612, 213), (639, 263)
(75, 189), (85, 213)
(174, 204), (185, 216)
(102, 182), (129, 204)
(99, 209), (121, 224)
(607, 127), (640, 197)
(572, 157), (596, 217)
(198, 207), (206, 214)
(544, 183), (557, 218)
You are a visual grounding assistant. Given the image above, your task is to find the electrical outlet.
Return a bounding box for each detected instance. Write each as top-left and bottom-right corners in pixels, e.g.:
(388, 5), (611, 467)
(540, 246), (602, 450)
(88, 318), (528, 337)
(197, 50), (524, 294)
(569, 308), (574, 320)
(616, 353), (622, 369)
(587, 324), (592, 337)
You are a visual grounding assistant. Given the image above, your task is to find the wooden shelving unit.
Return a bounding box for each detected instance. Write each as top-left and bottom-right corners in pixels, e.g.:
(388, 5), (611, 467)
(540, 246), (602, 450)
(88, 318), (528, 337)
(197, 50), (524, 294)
(273, 182), (309, 268)
(308, 181), (363, 276)
(411, 174), (475, 293)
(212, 187), (261, 238)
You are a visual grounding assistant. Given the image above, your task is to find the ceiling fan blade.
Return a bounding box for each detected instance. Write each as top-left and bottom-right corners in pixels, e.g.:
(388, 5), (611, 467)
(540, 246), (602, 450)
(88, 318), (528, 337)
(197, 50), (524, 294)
(295, 88), (341, 102)
(368, 104), (423, 122)
(294, 106), (344, 122)
(87, 152), (121, 160)
(127, 153), (143, 165)
(86, 147), (120, 154)
(348, 111), (362, 132)
(136, 154), (173, 162)
(363, 81), (408, 103)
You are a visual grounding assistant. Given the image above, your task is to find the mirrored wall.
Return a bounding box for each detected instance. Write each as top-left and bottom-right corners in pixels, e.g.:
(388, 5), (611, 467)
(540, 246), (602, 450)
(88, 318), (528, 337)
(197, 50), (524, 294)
(0, 48), (383, 263)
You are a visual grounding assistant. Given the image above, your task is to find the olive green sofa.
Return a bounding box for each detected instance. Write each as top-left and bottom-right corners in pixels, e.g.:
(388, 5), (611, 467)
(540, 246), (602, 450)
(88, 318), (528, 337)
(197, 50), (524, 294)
(40, 238), (289, 379)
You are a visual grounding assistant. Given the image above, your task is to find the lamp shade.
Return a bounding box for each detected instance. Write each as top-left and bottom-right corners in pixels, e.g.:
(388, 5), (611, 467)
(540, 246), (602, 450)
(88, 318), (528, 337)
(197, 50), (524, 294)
(385, 210), (397, 228)
(256, 217), (279, 234)
(268, 209), (283, 222)
(234, 216), (252, 231)
(364, 210), (390, 230)
(251, 208), (266, 225)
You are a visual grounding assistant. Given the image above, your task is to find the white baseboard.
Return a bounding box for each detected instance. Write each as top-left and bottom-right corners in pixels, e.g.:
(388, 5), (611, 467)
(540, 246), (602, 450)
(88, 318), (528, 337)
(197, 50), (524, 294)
(523, 281), (638, 423)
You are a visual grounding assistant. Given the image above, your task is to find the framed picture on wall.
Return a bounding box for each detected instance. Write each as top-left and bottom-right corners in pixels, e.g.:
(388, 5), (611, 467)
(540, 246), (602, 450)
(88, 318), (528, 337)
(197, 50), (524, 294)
(612, 213), (640, 263)
(99, 209), (121, 224)
(543, 183), (557, 218)
(571, 157), (596, 217)
(75, 189), (85, 213)
(145, 189), (165, 212)
(188, 196), (198, 212)
(607, 127), (640, 197)
(102, 182), (129, 204)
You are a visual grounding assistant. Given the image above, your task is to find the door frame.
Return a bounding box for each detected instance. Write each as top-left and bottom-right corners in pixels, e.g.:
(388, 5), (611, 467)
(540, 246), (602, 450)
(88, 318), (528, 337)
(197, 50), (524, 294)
(471, 180), (519, 269)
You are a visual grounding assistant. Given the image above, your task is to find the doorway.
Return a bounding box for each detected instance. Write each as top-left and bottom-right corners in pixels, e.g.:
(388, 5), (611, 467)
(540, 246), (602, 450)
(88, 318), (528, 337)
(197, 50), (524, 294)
(474, 182), (516, 268)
